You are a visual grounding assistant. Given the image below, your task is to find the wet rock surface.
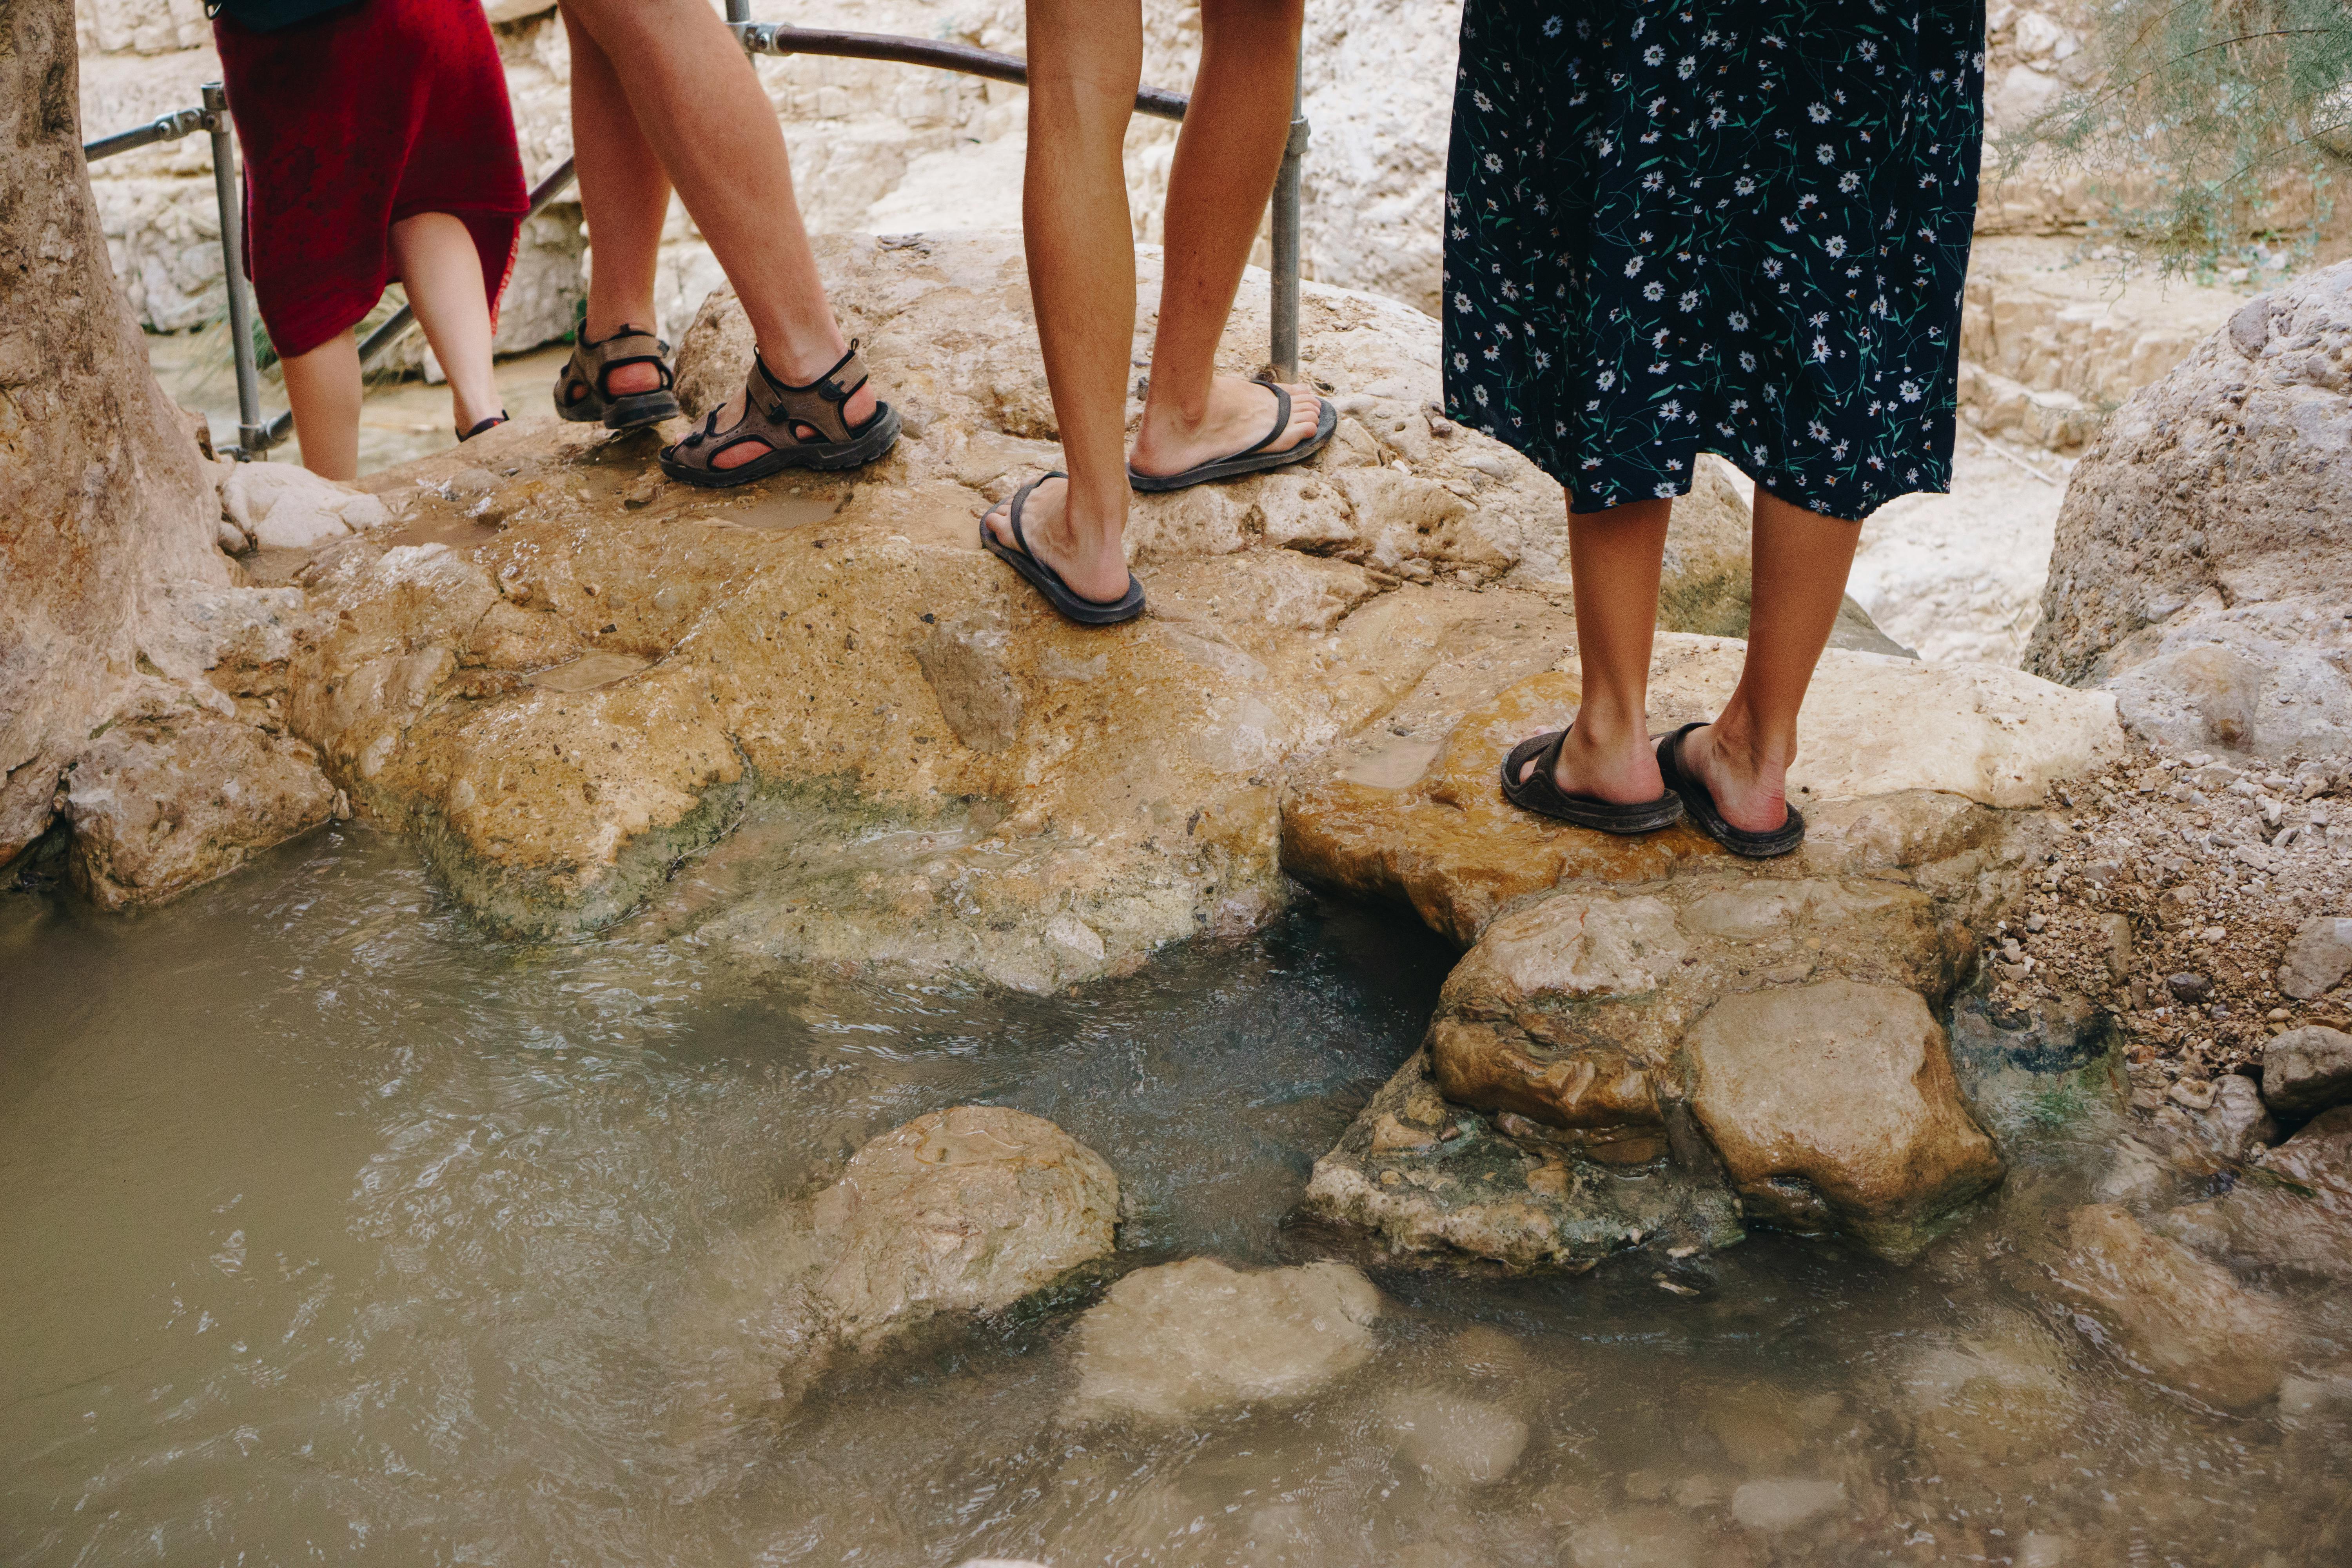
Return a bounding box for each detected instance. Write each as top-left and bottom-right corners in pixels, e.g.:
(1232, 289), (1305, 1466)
(1063, 1258), (1381, 1425)
(672, 1105), (1118, 1418)
(1292, 634), (2119, 1264)
(63, 707), (334, 909)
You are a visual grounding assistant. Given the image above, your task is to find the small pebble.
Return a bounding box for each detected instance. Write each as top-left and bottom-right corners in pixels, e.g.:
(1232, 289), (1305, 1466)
(2167, 972), (2214, 1004)
(2199, 926), (2227, 943)
(2025, 913), (2048, 933)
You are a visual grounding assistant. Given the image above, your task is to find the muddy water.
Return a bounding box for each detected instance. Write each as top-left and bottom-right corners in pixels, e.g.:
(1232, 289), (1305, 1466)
(2, 833), (2347, 1566)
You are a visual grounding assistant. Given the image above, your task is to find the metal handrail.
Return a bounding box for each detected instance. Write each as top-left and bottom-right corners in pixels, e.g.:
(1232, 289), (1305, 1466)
(80, 21), (1308, 461)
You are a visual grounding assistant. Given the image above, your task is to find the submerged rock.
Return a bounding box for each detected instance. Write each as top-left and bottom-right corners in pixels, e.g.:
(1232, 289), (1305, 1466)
(1376, 1388), (1530, 1488)
(2152, 1105), (2352, 1281)
(2051, 1202), (2294, 1409)
(671, 1106), (1117, 1419)
(1302, 1050), (1741, 1270)
(1062, 1257), (1380, 1425)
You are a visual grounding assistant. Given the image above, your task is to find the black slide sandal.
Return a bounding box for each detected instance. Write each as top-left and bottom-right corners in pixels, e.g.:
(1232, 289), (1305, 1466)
(1127, 379), (1338, 493)
(981, 472), (1145, 626)
(1657, 722), (1806, 858)
(1499, 726), (1685, 833)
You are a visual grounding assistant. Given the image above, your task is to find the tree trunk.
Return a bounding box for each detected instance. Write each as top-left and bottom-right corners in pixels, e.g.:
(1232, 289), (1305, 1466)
(0, 0), (225, 867)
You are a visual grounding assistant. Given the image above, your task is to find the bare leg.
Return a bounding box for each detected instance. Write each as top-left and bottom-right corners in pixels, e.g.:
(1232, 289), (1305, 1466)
(557, 0), (877, 463)
(389, 212), (502, 434)
(1129, 0), (1320, 481)
(563, 1), (668, 404)
(980, 0), (1143, 604)
(278, 329), (361, 482)
(1523, 496), (1674, 803)
(1679, 488), (1864, 831)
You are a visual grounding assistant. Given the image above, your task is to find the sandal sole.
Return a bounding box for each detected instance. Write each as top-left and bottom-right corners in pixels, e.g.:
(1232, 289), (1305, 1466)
(603, 391), (681, 431)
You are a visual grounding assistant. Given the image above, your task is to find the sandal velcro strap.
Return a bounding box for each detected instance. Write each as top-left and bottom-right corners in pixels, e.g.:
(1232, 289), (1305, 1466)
(748, 344), (876, 446)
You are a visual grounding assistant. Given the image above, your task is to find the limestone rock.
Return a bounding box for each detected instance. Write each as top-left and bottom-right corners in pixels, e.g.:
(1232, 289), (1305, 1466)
(1063, 1258), (1380, 1425)
(2192, 1072), (2279, 1162)
(270, 232), (1587, 973)
(1684, 981), (2006, 1261)
(1292, 635), (2112, 1267)
(1283, 640), (2122, 947)
(223, 462), (390, 550)
(1304, 1049), (1742, 1270)
(2026, 263), (2352, 759)
(2152, 1105), (2352, 1281)
(2278, 918), (2352, 1003)
(2051, 1202), (2295, 1408)
(62, 708), (335, 909)
(2263, 1025), (2352, 1118)
(672, 1106), (1117, 1420)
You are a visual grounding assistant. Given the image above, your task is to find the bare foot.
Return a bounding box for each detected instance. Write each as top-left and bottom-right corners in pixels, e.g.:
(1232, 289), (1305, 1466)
(1129, 375), (1322, 479)
(1518, 717), (1667, 804)
(1677, 722), (1793, 833)
(981, 476), (1134, 606)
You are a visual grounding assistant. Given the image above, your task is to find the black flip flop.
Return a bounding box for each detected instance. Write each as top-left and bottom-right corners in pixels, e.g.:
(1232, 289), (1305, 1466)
(981, 472), (1145, 626)
(1499, 726), (1685, 833)
(458, 412), (508, 442)
(1127, 379), (1338, 493)
(1657, 722), (1806, 858)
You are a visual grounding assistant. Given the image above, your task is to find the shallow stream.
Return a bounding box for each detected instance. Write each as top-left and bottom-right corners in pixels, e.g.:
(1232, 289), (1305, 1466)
(3, 829), (2347, 1565)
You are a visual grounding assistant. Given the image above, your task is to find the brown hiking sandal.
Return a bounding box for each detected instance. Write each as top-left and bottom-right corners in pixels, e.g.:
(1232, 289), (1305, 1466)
(554, 324), (681, 432)
(658, 342), (902, 488)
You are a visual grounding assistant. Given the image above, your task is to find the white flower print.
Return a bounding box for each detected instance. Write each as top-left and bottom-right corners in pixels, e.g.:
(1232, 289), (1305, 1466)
(1810, 335), (1830, 361)
(1808, 103), (1831, 123)
(1815, 144), (1836, 165)
(1727, 311), (1749, 330)
(1898, 379), (1922, 402)
(1642, 44), (1665, 65)
(1738, 351), (1757, 372)
(1454, 292), (1471, 311)
(1474, 385), (1490, 405)
(1595, 369), (1616, 390)
(1734, 176), (1756, 196)
(1542, 14), (1563, 36)
(1474, 91), (1495, 112)
(1484, 152), (1504, 172)
(1642, 281), (1665, 300)
(1677, 56), (1697, 79)
(1452, 352), (1468, 372)
(1761, 258), (1782, 278)
(1807, 420), (1830, 442)
(1678, 290), (1700, 311)
(1624, 256), (1645, 278)
(1824, 235), (1847, 258)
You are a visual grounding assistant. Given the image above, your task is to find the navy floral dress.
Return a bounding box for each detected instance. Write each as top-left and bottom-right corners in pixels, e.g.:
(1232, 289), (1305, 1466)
(1442, 0), (1985, 521)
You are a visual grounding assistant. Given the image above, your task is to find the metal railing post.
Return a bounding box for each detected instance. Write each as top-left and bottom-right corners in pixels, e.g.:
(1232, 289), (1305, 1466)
(203, 82), (268, 459)
(726, 0), (751, 36)
(1269, 60), (1306, 380)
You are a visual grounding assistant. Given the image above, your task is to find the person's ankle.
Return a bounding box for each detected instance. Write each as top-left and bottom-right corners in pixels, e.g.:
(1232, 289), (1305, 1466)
(1702, 711), (1795, 779)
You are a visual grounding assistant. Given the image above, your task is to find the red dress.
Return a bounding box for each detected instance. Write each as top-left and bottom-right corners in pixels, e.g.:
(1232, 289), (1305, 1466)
(212, 0), (528, 359)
